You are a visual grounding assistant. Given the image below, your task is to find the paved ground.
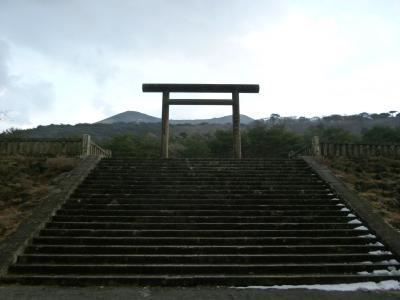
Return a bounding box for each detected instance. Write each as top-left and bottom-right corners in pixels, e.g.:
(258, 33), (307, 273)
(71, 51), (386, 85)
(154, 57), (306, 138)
(0, 285), (400, 300)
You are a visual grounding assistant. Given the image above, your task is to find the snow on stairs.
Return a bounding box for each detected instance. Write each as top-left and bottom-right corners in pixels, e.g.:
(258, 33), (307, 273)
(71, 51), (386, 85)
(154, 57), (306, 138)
(5, 158), (400, 286)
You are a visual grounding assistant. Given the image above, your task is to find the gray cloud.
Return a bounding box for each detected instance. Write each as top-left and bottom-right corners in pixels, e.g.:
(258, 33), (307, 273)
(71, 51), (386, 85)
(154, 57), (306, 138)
(0, 39), (55, 128)
(1, 0), (399, 128)
(0, 1), (282, 64)
(0, 40), (10, 89)
(0, 0), (283, 124)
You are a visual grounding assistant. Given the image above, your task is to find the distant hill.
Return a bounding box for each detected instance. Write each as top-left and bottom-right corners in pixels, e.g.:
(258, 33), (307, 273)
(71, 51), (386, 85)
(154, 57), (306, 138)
(97, 111), (160, 124)
(96, 111), (255, 125)
(5, 122), (233, 141)
(2, 111), (398, 143)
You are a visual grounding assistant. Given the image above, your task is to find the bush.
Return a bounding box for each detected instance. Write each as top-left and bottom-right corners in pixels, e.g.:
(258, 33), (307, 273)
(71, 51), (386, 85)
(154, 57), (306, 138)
(245, 123), (304, 157)
(103, 134), (160, 157)
(362, 126), (400, 144)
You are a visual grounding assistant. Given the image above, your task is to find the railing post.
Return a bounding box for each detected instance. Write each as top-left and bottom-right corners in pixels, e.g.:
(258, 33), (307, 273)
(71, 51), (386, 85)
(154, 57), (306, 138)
(232, 91), (241, 159)
(312, 136), (321, 157)
(82, 134), (91, 156)
(161, 92), (170, 159)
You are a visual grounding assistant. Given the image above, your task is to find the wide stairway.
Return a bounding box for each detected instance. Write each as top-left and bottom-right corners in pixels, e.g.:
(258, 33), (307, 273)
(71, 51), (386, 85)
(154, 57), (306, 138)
(5, 158), (400, 285)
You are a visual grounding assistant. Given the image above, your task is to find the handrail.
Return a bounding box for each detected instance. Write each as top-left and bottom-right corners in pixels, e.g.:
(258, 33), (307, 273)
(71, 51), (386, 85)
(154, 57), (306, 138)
(318, 142), (400, 158)
(82, 134), (112, 158)
(0, 138), (82, 156)
(308, 136), (400, 158)
(288, 145), (311, 159)
(0, 138), (81, 142)
(0, 134), (111, 157)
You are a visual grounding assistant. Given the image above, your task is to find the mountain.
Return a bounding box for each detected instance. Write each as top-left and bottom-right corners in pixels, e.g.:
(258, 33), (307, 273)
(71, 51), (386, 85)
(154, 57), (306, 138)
(97, 111), (160, 124)
(3, 111), (399, 142)
(96, 111), (256, 125)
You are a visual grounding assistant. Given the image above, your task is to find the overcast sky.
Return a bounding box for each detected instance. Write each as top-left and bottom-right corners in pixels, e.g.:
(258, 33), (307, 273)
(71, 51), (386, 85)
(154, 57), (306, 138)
(0, 0), (399, 130)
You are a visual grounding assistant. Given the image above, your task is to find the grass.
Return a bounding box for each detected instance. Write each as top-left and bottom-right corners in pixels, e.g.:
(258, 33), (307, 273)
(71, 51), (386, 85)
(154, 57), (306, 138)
(320, 156), (400, 230)
(0, 156), (79, 240)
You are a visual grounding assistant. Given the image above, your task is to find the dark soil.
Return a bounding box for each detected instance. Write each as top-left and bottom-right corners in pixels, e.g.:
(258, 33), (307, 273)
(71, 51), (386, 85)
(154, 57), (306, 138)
(0, 156), (78, 240)
(320, 156), (400, 230)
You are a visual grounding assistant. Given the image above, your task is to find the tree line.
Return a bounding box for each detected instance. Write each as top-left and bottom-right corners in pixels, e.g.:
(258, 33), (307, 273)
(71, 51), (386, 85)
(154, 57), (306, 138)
(102, 123), (400, 158)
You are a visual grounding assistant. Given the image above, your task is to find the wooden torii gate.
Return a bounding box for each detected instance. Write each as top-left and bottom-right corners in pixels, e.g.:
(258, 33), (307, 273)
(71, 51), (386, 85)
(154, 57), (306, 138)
(142, 83), (260, 159)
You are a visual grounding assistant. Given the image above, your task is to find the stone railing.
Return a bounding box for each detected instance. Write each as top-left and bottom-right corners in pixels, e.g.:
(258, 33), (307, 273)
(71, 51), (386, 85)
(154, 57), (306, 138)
(81, 134), (112, 157)
(0, 134), (111, 158)
(311, 136), (400, 158)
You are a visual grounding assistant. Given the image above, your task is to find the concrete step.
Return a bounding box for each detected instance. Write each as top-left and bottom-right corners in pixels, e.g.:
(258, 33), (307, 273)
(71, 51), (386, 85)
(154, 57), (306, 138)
(87, 174), (318, 179)
(61, 204), (342, 211)
(96, 165), (309, 169)
(18, 253), (397, 264)
(51, 215), (356, 223)
(32, 236), (377, 246)
(83, 179), (325, 184)
(39, 228), (371, 237)
(4, 274), (400, 286)
(66, 199), (342, 205)
(46, 222), (363, 230)
(24, 245), (386, 255)
(55, 209), (350, 217)
(70, 194), (337, 200)
(98, 159), (306, 164)
(73, 188), (333, 195)
(9, 263), (399, 275)
(79, 183), (329, 190)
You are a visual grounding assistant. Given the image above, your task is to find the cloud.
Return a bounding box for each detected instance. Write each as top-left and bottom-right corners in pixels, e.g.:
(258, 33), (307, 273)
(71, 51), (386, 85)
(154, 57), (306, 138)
(0, 40), (10, 89)
(0, 0), (399, 129)
(230, 7), (400, 117)
(0, 40), (55, 130)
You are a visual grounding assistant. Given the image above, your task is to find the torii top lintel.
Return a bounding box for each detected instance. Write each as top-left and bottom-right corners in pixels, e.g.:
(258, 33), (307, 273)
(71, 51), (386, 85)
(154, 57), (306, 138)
(142, 83), (260, 94)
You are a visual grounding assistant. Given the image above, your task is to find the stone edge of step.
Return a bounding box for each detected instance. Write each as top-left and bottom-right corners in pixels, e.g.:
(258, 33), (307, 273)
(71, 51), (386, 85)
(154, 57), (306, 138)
(0, 155), (102, 277)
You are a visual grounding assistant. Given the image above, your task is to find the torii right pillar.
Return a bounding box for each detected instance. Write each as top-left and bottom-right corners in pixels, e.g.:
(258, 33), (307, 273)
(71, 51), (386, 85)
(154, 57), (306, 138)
(232, 90), (241, 159)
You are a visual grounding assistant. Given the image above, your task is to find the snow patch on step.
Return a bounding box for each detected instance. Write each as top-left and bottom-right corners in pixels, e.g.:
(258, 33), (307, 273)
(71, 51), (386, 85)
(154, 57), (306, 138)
(358, 268), (400, 276)
(354, 226), (368, 230)
(348, 219), (362, 224)
(341, 208), (350, 212)
(235, 280), (400, 291)
(347, 213), (356, 217)
(378, 259), (400, 265)
(368, 242), (384, 246)
(369, 250), (392, 255)
(358, 234), (376, 238)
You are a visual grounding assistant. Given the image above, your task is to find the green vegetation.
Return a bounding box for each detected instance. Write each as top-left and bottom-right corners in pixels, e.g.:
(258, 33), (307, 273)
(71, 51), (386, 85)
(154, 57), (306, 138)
(97, 123), (400, 158)
(103, 134), (160, 158)
(305, 124), (359, 143)
(1, 112), (399, 158)
(244, 123), (303, 157)
(362, 126), (400, 144)
(97, 124), (307, 158)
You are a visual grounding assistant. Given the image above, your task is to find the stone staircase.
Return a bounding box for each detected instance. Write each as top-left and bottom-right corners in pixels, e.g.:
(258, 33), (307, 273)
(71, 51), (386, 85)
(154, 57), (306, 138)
(5, 158), (400, 285)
